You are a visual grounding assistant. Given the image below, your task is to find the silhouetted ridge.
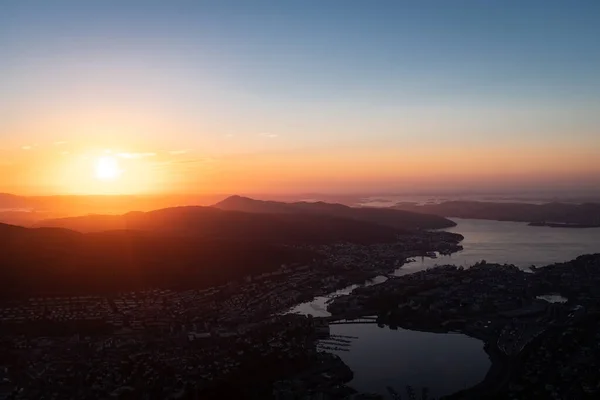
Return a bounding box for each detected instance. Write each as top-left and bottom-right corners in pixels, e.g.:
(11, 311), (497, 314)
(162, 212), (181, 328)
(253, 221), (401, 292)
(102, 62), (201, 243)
(35, 205), (402, 244)
(0, 223), (317, 297)
(213, 195), (455, 229)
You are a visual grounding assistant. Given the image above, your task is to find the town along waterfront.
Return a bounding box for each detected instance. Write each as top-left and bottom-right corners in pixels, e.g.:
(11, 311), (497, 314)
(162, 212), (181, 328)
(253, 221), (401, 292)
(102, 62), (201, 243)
(287, 218), (600, 397)
(287, 276), (388, 317)
(289, 218), (600, 316)
(291, 300), (490, 397)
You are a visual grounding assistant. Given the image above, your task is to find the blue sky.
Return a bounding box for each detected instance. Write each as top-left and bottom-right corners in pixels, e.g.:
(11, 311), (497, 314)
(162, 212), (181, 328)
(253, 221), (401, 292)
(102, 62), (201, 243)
(1, 0), (599, 193)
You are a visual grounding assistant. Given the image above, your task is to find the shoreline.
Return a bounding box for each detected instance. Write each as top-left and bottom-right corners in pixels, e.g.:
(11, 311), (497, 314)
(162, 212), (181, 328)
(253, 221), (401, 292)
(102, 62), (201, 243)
(528, 221), (600, 228)
(317, 254), (600, 398)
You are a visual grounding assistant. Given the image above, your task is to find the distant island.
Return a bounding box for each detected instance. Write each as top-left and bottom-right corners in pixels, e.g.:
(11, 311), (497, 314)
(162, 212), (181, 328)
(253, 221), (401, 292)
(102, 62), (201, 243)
(390, 200), (600, 227)
(528, 221), (600, 228)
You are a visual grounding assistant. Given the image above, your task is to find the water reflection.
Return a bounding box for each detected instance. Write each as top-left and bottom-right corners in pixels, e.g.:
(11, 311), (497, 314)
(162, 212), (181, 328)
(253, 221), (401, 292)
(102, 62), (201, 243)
(290, 219), (600, 315)
(286, 218), (600, 397)
(536, 294), (568, 304)
(325, 323), (489, 398)
(415, 218), (600, 270)
(287, 275), (387, 317)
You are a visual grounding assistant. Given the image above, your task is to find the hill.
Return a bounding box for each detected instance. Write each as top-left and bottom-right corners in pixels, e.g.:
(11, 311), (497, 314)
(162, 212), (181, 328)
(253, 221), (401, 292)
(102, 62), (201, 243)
(35, 205), (403, 244)
(0, 193), (228, 220)
(213, 195), (456, 229)
(391, 201), (600, 225)
(0, 223), (317, 297)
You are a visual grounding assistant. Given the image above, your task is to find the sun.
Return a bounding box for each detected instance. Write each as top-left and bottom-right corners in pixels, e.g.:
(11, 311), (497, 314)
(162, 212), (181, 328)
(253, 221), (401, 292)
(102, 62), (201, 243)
(95, 155), (121, 181)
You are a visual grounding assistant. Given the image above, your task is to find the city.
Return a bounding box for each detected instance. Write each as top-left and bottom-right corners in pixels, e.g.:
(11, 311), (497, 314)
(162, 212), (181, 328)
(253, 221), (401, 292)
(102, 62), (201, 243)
(2, 1), (600, 399)
(0, 232), (462, 399)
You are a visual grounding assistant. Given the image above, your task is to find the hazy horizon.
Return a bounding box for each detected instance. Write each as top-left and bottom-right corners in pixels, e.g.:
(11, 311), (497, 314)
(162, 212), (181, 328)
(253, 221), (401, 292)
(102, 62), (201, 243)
(3, 186), (600, 199)
(2, 0), (599, 195)
(2, 3), (600, 397)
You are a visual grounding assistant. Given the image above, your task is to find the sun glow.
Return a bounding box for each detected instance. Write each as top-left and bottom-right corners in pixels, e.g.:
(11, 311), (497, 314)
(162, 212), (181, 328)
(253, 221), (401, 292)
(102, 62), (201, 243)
(95, 156), (121, 181)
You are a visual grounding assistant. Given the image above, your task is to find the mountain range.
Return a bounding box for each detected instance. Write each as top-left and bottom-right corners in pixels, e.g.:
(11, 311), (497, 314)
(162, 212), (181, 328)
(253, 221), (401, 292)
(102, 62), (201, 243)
(1, 196), (459, 297)
(212, 195), (455, 229)
(34, 205), (406, 244)
(34, 195), (456, 235)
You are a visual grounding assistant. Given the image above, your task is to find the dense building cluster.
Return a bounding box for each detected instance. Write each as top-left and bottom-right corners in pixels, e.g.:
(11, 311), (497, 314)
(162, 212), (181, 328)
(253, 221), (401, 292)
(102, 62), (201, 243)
(0, 313), (338, 399)
(0, 235), (461, 400)
(1, 226), (596, 399)
(328, 254), (600, 399)
(499, 315), (600, 399)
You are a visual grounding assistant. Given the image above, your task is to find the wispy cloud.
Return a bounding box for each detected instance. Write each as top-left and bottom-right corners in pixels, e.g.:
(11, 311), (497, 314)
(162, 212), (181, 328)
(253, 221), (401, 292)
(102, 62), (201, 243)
(54, 141), (68, 146)
(259, 132), (278, 138)
(153, 157), (214, 167)
(173, 157), (214, 164)
(168, 149), (190, 155)
(224, 134), (234, 138)
(21, 145), (32, 150)
(117, 152), (156, 159)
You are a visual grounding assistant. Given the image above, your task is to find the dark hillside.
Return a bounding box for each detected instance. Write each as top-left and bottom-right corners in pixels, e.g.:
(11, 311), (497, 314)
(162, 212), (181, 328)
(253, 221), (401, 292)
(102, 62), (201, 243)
(214, 195), (456, 229)
(35, 206), (402, 244)
(0, 223), (316, 298)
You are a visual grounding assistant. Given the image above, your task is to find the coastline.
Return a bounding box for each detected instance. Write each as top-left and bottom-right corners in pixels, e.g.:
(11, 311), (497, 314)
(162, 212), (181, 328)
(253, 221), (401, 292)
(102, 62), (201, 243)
(528, 221), (600, 228)
(318, 254), (600, 398)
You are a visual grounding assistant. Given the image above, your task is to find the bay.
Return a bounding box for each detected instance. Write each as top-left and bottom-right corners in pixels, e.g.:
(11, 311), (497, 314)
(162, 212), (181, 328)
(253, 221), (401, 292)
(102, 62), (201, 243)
(399, 218), (600, 274)
(324, 324), (489, 398)
(290, 218), (600, 397)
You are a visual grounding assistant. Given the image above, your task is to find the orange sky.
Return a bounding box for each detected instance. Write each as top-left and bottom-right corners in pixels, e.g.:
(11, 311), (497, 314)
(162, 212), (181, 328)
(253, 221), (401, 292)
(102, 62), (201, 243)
(1, 141), (598, 195)
(2, 1), (600, 196)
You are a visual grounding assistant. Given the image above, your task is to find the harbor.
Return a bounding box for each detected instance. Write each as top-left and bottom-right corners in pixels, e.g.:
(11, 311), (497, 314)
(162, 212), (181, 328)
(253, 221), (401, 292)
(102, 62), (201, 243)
(319, 321), (490, 398)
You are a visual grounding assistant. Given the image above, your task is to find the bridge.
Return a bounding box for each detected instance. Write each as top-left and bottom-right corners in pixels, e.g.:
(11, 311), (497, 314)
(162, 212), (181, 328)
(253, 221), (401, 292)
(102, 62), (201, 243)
(328, 316), (378, 325)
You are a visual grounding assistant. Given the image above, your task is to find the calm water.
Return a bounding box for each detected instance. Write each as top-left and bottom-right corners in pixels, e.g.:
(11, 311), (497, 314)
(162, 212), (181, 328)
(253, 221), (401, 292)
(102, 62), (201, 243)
(290, 218), (600, 397)
(290, 218), (600, 315)
(399, 218), (600, 274)
(537, 294), (568, 303)
(357, 193), (600, 207)
(326, 324), (489, 398)
(287, 275), (387, 317)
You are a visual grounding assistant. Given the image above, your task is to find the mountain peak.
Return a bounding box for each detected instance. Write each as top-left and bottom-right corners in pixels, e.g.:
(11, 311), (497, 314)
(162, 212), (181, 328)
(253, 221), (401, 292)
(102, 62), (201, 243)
(218, 195), (255, 204)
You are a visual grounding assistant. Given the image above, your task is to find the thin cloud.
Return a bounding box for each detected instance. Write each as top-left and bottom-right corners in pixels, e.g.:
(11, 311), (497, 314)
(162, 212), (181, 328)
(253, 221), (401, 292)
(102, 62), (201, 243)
(259, 132), (278, 138)
(224, 134), (234, 138)
(151, 157), (214, 169)
(21, 145), (32, 150)
(168, 150), (190, 155)
(173, 157), (214, 164)
(117, 152), (156, 159)
(54, 141), (68, 146)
